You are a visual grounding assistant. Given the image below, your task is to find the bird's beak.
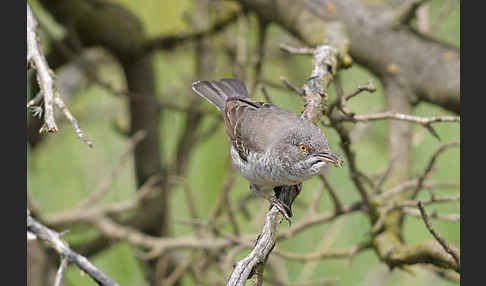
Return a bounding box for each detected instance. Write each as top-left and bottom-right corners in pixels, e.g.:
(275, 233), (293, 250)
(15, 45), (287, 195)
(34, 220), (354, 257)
(315, 152), (343, 168)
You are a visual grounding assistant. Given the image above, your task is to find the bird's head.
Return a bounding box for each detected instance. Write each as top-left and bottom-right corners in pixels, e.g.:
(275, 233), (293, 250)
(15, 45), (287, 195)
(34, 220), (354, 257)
(270, 120), (342, 179)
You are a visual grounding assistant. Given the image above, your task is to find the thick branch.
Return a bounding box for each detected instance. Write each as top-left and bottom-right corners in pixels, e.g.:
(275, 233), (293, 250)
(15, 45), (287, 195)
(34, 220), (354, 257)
(227, 44), (340, 285)
(226, 208), (280, 286)
(237, 0), (459, 113)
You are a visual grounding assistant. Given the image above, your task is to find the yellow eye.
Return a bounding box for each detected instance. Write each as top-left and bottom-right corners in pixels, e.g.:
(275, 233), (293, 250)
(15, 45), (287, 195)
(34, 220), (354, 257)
(299, 144), (308, 152)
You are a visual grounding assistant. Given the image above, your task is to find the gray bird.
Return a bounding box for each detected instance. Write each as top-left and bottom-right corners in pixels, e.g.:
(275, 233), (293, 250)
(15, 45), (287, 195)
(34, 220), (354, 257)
(192, 79), (341, 220)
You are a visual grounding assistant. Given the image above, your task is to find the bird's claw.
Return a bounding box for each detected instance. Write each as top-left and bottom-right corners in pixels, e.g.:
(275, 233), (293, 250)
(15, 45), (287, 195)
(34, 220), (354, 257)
(268, 196), (292, 225)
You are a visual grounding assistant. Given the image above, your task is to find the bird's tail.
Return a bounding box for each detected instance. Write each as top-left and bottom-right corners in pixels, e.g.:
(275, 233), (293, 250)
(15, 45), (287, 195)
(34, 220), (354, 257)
(191, 79), (249, 111)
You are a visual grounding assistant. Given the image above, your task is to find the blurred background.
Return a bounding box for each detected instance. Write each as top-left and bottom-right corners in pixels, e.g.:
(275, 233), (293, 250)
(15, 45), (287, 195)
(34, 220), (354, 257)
(27, 0), (460, 285)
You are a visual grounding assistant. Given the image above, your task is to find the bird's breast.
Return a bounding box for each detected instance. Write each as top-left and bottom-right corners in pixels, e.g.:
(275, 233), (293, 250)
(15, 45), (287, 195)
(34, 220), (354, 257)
(229, 146), (303, 187)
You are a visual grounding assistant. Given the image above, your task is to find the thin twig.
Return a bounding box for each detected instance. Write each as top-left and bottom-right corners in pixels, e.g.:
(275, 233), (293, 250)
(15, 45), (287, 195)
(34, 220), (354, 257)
(44, 175), (160, 226)
(250, 18), (268, 97)
(162, 253), (198, 286)
(75, 130), (147, 208)
(350, 112), (459, 124)
(27, 6), (93, 146)
(53, 96), (93, 147)
(374, 156), (398, 193)
(273, 241), (371, 261)
(417, 201), (460, 268)
(308, 182), (323, 215)
(261, 86), (272, 103)
(337, 112), (459, 140)
(411, 141), (459, 198)
(402, 207), (459, 222)
(371, 194), (459, 233)
(380, 179), (459, 200)
(335, 80), (376, 116)
(27, 216), (119, 286)
(27, 4), (57, 132)
(319, 174), (343, 214)
(279, 43), (314, 55)
(263, 277), (335, 286)
(54, 257), (69, 286)
(142, 11), (239, 53)
(280, 76), (304, 97)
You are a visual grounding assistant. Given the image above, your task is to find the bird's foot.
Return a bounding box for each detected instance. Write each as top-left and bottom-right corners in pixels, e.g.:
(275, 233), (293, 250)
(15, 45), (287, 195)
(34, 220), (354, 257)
(267, 196), (292, 225)
(250, 184), (292, 225)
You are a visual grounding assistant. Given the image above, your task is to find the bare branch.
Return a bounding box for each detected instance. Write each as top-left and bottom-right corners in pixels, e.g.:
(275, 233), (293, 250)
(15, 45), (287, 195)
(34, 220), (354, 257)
(318, 174), (344, 214)
(92, 216), (234, 260)
(380, 179), (459, 201)
(350, 112), (459, 124)
(263, 277), (335, 286)
(142, 11), (239, 53)
(53, 96), (93, 147)
(279, 43), (314, 55)
(329, 122), (372, 209)
(27, 3), (57, 132)
(371, 194), (459, 233)
(402, 207), (459, 222)
(249, 18), (269, 97)
(44, 175), (160, 226)
(273, 241), (370, 261)
(27, 216), (119, 286)
(207, 167), (237, 226)
(280, 76), (304, 97)
(227, 44), (341, 285)
(249, 258), (266, 286)
(279, 201), (363, 239)
(261, 86), (272, 103)
(162, 253), (199, 286)
(54, 257), (69, 286)
(308, 182), (323, 216)
(75, 130), (147, 208)
(301, 45), (338, 123)
(411, 141), (459, 198)
(374, 156), (398, 194)
(398, 195), (459, 208)
(340, 80), (376, 110)
(28, 3), (93, 146)
(227, 207), (281, 286)
(418, 201), (460, 269)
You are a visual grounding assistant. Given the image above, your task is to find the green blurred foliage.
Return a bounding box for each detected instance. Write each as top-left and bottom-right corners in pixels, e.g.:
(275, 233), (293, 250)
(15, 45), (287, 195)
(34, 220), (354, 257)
(27, 0), (459, 285)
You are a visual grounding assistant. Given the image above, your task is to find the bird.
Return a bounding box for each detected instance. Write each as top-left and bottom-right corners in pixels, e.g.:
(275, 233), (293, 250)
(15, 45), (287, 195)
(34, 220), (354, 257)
(192, 78), (342, 221)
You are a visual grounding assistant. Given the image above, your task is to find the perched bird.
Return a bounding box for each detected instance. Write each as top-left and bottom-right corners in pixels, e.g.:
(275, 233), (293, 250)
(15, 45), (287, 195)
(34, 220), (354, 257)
(192, 79), (341, 221)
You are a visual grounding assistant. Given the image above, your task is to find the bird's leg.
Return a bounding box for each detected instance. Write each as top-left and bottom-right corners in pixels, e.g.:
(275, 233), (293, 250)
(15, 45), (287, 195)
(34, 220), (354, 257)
(273, 184), (302, 218)
(250, 184), (292, 223)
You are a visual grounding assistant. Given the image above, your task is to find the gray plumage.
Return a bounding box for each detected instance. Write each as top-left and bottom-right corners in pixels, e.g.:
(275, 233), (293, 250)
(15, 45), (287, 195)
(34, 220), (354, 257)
(192, 79), (341, 218)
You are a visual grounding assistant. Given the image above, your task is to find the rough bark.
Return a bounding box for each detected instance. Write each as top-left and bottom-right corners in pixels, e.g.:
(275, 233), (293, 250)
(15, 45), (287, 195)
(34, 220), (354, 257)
(237, 0), (459, 114)
(235, 0), (459, 273)
(37, 0), (170, 282)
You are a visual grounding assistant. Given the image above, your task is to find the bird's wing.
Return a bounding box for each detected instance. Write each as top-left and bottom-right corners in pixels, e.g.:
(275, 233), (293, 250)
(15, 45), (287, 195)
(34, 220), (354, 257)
(223, 97), (299, 161)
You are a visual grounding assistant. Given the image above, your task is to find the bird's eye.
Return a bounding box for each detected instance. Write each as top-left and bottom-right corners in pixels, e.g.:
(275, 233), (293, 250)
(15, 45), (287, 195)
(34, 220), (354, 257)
(299, 144), (308, 152)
